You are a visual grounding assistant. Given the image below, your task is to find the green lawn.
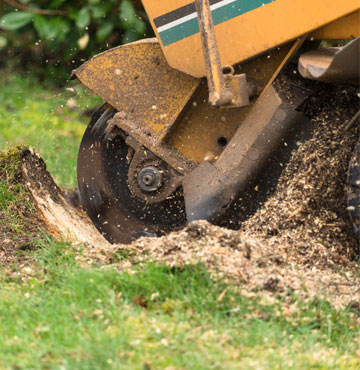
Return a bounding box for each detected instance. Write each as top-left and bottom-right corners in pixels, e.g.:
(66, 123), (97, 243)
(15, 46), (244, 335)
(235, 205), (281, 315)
(0, 73), (359, 369)
(1, 238), (359, 369)
(0, 73), (101, 188)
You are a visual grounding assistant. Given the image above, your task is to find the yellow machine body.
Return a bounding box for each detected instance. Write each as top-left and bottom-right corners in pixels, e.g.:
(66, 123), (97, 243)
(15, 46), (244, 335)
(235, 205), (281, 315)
(75, 0), (359, 165)
(75, 0), (360, 243)
(142, 0), (359, 77)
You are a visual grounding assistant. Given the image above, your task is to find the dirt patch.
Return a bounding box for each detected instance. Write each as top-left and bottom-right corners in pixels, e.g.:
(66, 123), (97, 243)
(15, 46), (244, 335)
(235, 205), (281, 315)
(0, 147), (110, 266)
(0, 148), (43, 265)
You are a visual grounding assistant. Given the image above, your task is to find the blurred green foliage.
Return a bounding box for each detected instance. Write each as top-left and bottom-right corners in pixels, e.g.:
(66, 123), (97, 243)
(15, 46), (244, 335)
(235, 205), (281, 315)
(0, 0), (149, 82)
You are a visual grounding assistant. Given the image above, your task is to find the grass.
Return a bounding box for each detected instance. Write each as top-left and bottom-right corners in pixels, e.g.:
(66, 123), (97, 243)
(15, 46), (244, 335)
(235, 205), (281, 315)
(1, 72), (359, 369)
(0, 72), (101, 188)
(0, 147), (35, 234)
(0, 238), (359, 369)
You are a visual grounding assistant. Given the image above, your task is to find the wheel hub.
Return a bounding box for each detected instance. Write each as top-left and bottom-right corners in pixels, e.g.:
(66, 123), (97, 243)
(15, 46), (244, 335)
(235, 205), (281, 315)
(137, 166), (163, 192)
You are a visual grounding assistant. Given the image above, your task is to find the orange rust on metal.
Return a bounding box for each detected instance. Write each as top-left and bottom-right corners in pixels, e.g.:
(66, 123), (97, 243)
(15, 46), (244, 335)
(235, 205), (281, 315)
(73, 39), (200, 139)
(142, 0), (359, 77)
(311, 11), (360, 40)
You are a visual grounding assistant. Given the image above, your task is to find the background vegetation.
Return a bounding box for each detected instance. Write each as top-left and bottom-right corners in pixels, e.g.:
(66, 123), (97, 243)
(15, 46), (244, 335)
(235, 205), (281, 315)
(0, 0), (149, 83)
(0, 73), (100, 187)
(0, 0), (149, 185)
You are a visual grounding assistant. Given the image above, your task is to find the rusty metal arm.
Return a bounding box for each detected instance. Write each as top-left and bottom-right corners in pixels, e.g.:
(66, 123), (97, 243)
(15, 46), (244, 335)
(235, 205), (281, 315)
(195, 0), (231, 107)
(195, 0), (249, 108)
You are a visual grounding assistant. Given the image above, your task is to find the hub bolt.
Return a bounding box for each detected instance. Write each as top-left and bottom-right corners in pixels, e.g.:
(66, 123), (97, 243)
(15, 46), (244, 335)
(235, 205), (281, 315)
(137, 166), (162, 192)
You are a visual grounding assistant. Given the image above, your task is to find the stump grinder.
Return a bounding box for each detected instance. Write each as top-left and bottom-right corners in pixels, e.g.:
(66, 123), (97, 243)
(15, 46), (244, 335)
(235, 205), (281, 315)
(74, 0), (360, 244)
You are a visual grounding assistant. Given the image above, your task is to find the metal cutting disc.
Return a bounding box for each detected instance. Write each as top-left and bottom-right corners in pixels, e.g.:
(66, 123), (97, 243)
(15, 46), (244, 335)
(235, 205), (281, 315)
(77, 105), (186, 244)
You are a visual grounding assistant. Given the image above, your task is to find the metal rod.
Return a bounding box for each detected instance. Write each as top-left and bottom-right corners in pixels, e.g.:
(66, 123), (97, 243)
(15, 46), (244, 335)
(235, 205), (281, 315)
(195, 0), (232, 107)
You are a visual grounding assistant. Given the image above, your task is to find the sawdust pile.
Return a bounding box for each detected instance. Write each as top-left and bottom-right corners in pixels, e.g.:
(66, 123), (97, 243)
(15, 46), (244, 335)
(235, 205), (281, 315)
(242, 84), (359, 264)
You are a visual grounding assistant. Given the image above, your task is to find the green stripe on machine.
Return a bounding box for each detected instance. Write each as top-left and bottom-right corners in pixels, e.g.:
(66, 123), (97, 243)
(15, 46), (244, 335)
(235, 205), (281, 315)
(158, 0), (274, 47)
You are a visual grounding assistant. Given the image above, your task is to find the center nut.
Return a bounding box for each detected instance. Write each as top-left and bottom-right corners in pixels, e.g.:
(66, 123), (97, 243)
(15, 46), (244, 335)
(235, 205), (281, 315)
(137, 166), (163, 192)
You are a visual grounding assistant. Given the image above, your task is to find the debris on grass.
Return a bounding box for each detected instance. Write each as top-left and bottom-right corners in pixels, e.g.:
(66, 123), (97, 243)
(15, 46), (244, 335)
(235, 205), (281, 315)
(0, 83), (359, 308)
(80, 84), (360, 308)
(82, 220), (360, 309)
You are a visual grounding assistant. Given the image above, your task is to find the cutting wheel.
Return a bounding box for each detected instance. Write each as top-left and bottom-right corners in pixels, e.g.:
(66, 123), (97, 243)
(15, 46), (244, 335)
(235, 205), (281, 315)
(77, 105), (186, 244)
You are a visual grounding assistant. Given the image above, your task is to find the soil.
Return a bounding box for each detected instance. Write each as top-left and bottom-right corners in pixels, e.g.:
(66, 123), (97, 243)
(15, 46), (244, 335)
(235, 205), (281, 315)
(0, 81), (359, 308)
(0, 147), (109, 267)
(0, 148), (44, 265)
